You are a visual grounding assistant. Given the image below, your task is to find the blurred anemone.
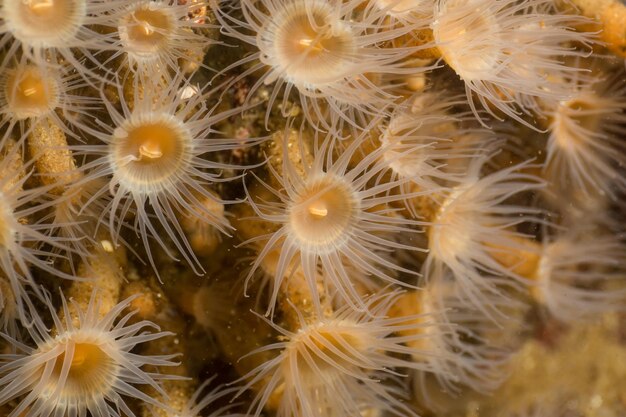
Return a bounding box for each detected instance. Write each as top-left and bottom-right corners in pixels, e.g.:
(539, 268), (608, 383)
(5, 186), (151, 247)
(236, 291), (452, 417)
(431, 0), (596, 129)
(531, 227), (626, 323)
(424, 155), (545, 320)
(542, 60), (626, 199)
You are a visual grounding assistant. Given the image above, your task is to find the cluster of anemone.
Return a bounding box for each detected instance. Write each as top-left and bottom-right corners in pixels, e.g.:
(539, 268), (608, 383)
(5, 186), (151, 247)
(0, 0), (625, 416)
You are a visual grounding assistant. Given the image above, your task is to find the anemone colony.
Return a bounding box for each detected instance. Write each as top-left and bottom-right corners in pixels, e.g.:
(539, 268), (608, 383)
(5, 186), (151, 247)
(0, 0), (625, 416)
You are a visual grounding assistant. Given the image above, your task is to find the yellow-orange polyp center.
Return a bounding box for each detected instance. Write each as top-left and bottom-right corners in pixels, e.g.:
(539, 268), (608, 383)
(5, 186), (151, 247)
(270, 3), (357, 85)
(38, 338), (118, 401)
(5, 66), (59, 119)
(8, 0), (85, 45)
(120, 5), (174, 56)
(53, 342), (109, 381)
(289, 176), (358, 251)
(112, 116), (191, 189)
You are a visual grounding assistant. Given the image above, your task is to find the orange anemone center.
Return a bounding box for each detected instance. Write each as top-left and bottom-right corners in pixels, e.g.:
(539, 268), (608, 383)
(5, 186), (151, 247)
(121, 6), (173, 55)
(5, 66), (58, 119)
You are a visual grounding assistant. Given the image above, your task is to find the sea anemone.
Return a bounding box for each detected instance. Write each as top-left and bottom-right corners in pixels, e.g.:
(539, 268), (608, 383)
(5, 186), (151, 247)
(102, 0), (217, 79)
(0, 0), (117, 77)
(424, 155), (545, 319)
(217, 0), (433, 129)
(530, 228), (626, 323)
(236, 291), (450, 417)
(72, 75), (262, 275)
(431, 0), (596, 128)
(378, 91), (496, 214)
(0, 56), (96, 140)
(391, 282), (517, 409)
(0, 290), (181, 416)
(244, 127), (428, 315)
(542, 60), (626, 199)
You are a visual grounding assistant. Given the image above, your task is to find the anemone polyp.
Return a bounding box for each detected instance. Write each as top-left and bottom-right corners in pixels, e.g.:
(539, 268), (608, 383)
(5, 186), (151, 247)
(245, 129), (429, 315)
(119, 3), (174, 56)
(263, 2), (356, 87)
(72, 76), (262, 275)
(0, 0), (116, 75)
(431, 0), (596, 128)
(2, 63), (60, 120)
(237, 292), (448, 417)
(392, 284), (515, 408)
(218, 0), (430, 129)
(110, 114), (192, 193)
(0, 291), (180, 417)
(2, 0), (86, 48)
(531, 230), (626, 323)
(0, 58), (98, 139)
(424, 156), (545, 319)
(544, 64), (626, 198)
(379, 92), (493, 196)
(433, 0), (500, 81)
(111, 0), (213, 76)
(287, 175), (359, 253)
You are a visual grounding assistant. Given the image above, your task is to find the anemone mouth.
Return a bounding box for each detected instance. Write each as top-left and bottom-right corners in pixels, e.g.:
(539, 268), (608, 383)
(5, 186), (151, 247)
(4, 65), (60, 120)
(111, 113), (193, 192)
(118, 2), (176, 59)
(38, 335), (120, 401)
(288, 322), (368, 379)
(5, 0), (86, 47)
(288, 175), (359, 252)
(553, 94), (602, 152)
(433, 0), (500, 81)
(260, 1), (357, 86)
